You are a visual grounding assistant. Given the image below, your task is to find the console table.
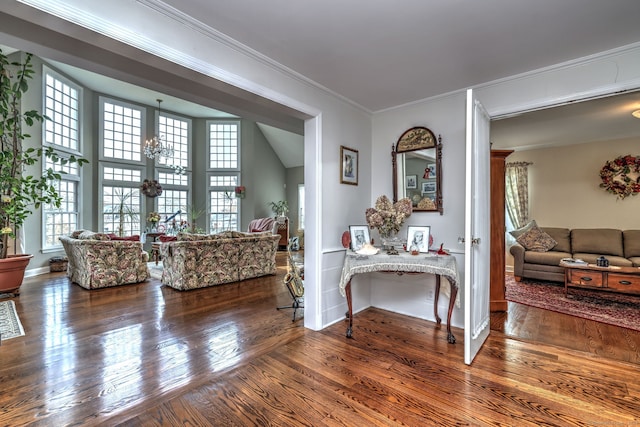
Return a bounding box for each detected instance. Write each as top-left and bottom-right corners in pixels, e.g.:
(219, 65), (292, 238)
(339, 251), (460, 344)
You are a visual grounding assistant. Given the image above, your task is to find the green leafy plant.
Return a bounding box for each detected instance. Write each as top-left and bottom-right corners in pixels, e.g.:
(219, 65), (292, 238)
(269, 200), (289, 217)
(106, 189), (139, 237)
(184, 203), (206, 233)
(0, 50), (88, 258)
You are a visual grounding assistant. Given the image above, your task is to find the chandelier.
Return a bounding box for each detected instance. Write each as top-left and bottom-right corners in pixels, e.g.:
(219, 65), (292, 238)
(144, 99), (174, 160)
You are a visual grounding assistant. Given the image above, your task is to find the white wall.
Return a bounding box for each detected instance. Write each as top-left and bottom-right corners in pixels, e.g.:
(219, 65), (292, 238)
(509, 136), (640, 230)
(371, 44), (640, 329)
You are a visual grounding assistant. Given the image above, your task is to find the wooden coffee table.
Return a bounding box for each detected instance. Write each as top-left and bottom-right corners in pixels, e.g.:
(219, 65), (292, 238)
(560, 260), (640, 297)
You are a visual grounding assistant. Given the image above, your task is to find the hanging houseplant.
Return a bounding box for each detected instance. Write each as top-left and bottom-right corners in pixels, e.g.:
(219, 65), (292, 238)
(0, 50), (88, 293)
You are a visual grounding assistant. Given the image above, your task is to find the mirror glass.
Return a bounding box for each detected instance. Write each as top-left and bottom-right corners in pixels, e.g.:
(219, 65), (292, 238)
(393, 127), (443, 214)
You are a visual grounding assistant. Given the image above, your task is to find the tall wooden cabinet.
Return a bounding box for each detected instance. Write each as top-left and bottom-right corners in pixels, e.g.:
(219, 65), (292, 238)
(490, 149), (513, 312)
(276, 217), (289, 250)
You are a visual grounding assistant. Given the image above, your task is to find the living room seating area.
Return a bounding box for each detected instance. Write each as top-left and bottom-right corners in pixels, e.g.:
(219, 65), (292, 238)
(510, 224), (640, 282)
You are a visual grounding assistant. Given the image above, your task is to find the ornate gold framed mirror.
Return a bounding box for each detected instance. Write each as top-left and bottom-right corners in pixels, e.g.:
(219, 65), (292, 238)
(392, 126), (443, 214)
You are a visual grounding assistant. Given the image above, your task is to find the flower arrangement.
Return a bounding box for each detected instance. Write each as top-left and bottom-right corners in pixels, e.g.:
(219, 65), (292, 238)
(599, 154), (640, 200)
(146, 212), (161, 224)
(365, 195), (413, 238)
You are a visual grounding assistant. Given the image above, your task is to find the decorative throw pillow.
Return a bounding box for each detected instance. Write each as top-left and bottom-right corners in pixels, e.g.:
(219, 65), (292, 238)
(509, 220), (537, 239)
(70, 229), (86, 239)
(516, 225), (557, 252)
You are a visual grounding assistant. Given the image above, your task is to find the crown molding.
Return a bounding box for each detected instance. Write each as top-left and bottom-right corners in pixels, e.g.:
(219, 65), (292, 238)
(16, 0), (361, 116)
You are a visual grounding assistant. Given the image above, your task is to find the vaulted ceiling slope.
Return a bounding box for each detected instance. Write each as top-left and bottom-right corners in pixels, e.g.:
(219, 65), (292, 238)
(163, 0), (640, 112)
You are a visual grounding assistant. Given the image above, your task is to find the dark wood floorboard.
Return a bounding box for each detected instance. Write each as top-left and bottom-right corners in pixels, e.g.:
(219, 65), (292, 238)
(1, 256), (639, 426)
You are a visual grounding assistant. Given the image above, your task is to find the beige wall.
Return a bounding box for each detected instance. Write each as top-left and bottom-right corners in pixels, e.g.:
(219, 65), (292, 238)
(508, 136), (640, 230)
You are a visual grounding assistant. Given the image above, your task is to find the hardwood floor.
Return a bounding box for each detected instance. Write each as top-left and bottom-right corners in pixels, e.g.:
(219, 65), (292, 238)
(1, 254), (639, 426)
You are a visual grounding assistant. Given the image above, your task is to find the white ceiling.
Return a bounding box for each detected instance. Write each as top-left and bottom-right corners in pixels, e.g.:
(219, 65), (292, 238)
(5, 0), (640, 155)
(491, 91), (640, 151)
(162, 0), (640, 112)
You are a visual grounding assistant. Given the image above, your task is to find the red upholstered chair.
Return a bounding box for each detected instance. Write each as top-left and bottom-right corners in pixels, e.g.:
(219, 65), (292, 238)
(247, 217), (279, 235)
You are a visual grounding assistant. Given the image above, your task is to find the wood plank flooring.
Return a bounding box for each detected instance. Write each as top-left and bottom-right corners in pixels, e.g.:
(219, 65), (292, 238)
(1, 254), (639, 426)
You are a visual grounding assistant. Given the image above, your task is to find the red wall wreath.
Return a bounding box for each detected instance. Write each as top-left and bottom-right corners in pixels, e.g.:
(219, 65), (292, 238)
(599, 154), (640, 199)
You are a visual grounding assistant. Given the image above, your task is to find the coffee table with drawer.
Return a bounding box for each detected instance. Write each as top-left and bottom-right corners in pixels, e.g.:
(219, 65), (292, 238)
(560, 260), (640, 297)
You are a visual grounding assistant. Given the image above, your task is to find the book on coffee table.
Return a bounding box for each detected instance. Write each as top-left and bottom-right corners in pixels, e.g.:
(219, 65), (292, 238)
(560, 258), (587, 265)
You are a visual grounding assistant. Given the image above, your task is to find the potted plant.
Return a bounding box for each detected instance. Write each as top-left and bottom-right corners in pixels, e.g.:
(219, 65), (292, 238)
(269, 200), (289, 218)
(0, 50), (88, 294)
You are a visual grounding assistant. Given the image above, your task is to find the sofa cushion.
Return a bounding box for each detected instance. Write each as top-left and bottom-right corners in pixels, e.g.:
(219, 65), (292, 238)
(509, 220), (537, 239)
(177, 233), (221, 241)
(107, 233), (140, 241)
(524, 250), (571, 266)
(571, 229), (624, 257)
(623, 230), (640, 258)
(541, 227), (571, 253)
(628, 256), (640, 267)
(78, 231), (111, 241)
(516, 225), (557, 252)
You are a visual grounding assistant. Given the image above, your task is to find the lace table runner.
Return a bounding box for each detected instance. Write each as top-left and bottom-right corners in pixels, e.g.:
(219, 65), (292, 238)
(339, 251), (461, 307)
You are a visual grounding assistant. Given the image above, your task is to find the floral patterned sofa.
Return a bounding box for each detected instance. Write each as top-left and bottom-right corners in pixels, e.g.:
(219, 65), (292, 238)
(159, 231), (280, 291)
(59, 231), (149, 289)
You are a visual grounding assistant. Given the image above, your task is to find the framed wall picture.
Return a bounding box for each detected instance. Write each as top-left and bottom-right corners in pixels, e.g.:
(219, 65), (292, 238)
(406, 174), (417, 189)
(340, 145), (359, 185)
(349, 225), (370, 250)
(423, 163), (436, 179)
(421, 181), (436, 194)
(407, 226), (430, 253)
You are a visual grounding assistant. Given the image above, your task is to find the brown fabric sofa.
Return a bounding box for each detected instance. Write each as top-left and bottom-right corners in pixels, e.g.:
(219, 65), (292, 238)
(160, 231), (279, 290)
(60, 231), (149, 289)
(510, 228), (640, 282)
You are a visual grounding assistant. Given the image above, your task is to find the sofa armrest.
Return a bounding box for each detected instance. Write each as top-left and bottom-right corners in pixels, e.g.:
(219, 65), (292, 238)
(509, 243), (525, 279)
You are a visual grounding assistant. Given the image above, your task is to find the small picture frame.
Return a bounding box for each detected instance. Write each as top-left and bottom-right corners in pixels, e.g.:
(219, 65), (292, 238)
(407, 226), (430, 253)
(422, 181), (436, 194)
(349, 225), (370, 251)
(406, 175), (417, 189)
(340, 146), (359, 185)
(424, 163), (436, 179)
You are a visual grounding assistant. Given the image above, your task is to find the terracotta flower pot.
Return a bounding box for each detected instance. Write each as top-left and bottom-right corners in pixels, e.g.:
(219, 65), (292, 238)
(0, 254), (34, 296)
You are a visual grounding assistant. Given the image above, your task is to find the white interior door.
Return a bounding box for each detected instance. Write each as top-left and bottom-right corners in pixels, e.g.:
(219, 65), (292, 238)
(464, 88), (492, 365)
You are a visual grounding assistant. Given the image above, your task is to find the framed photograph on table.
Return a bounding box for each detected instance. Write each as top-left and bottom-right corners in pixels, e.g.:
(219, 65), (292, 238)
(406, 174), (417, 189)
(407, 226), (430, 253)
(349, 225), (370, 251)
(340, 145), (359, 185)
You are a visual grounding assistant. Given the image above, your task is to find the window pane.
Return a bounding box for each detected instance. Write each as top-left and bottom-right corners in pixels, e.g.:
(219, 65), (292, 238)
(102, 100), (143, 162)
(44, 180), (78, 248)
(209, 122), (238, 169)
(156, 189), (188, 230)
(209, 191), (238, 234)
(44, 71), (79, 151)
(157, 115), (189, 169)
(102, 185), (142, 236)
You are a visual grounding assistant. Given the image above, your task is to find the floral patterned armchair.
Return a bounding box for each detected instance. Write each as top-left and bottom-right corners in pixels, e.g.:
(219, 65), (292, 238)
(60, 232), (149, 289)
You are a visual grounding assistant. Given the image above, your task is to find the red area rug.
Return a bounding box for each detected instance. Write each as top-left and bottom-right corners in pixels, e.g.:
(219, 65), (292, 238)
(505, 276), (640, 332)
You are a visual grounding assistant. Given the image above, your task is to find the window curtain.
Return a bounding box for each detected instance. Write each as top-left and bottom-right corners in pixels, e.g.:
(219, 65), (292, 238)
(505, 162), (532, 230)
